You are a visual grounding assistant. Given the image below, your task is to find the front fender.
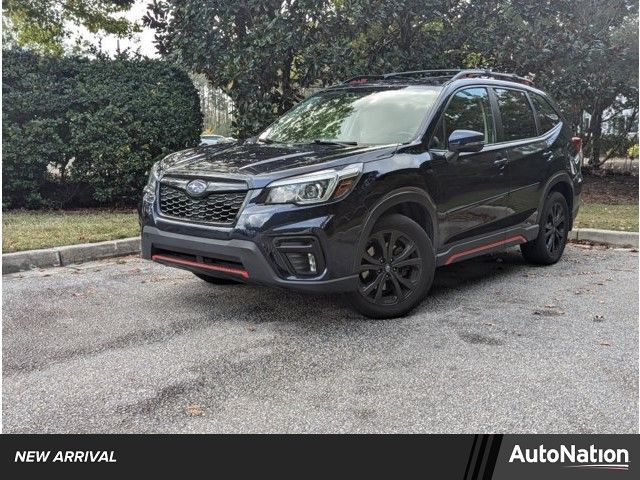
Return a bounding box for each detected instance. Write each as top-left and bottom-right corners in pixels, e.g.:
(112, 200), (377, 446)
(354, 187), (438, 272)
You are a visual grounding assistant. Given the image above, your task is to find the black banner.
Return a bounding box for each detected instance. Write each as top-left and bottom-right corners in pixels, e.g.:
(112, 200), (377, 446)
(1, 434), (638, 478)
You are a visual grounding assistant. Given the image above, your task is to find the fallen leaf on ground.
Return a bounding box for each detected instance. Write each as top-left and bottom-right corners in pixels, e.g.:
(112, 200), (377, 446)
(593, 315), (604, 321)
(185, 404), (203, 416)
(600, 342), (612, 347)
(246, 326), (256, 332)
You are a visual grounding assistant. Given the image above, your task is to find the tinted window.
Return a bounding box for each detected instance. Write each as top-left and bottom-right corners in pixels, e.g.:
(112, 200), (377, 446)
(429, 87), (495, 149)
(494, 88), (537, 141)
(530, 93), (560, 133)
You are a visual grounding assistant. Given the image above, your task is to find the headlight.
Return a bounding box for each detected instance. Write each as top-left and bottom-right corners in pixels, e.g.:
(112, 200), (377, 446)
(265, 163), (362, 205)
(143, 162), (161, 201)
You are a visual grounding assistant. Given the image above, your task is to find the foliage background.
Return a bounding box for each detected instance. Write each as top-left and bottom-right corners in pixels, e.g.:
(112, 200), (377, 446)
(2, 49), (202, 208)
(144, 0), (638, 164)
(1, 0), (638, 211)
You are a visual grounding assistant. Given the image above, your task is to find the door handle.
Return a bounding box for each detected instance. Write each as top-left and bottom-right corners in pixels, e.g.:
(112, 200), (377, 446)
(493, 156), (508, 166)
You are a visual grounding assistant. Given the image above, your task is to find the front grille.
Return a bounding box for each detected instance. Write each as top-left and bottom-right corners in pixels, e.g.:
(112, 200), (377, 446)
(158, 184), (246, 225)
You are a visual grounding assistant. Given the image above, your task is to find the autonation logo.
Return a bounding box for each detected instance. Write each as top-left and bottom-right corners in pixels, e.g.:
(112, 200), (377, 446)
(509, 444), (630, 471)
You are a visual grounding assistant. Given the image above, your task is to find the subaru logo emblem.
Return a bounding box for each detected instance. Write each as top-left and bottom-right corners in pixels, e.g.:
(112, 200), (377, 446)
(186, 179), (207, 197)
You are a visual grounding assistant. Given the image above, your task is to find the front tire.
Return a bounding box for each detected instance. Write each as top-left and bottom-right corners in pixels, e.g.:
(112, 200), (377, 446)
(520, 191), (569, 265)
(347, 214), (435, 319)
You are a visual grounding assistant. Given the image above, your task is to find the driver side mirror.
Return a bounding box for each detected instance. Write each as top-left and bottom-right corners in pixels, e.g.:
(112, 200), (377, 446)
(448, 130), (485, 153)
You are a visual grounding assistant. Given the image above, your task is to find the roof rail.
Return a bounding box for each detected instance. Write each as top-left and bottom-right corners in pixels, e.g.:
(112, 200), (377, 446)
(382, 69), (464, 79)
(340, 69), (534, 86)
(342, 70), (463, 85)
(449, 69), (534, 86)
(342, 75), (385, 85)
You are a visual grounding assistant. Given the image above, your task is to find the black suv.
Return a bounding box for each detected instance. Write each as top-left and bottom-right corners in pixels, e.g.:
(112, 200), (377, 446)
(139, 69), (583, 318)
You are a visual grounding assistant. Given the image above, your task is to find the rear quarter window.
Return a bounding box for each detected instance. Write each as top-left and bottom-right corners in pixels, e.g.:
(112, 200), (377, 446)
(530, 93), (561, 133)
(494, 88), (537, 141)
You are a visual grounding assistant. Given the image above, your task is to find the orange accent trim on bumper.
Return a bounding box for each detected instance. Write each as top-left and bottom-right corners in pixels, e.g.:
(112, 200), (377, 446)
(151, 254), (249, 279)
(444, 235), (527, 266)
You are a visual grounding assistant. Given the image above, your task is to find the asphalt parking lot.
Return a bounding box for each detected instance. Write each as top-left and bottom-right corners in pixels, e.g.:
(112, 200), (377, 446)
(2, 244), (638, 433)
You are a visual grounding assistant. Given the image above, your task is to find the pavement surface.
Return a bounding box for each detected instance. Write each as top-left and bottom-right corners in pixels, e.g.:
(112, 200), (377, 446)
(2, 244), (638, 433)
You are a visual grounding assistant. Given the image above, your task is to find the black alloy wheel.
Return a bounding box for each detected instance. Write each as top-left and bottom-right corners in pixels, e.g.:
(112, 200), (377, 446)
(348, 214), (434, 319)
(521, 191), (569, 265)
(544, 201), (566, 255)
(358, 230), (422, 305)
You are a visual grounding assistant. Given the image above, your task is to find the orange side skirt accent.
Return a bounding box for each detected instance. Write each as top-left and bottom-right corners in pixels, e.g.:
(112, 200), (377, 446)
(444, 235), (528, 266)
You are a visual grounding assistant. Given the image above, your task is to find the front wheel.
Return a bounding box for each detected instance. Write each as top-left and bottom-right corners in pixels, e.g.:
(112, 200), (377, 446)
(520, 191), (569, 265)
(347, 214), (435, 319)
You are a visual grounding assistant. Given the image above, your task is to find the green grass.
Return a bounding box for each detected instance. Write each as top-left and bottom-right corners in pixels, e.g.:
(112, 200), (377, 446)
(574, 203), (639, 232)
(2, 210), (139, 253)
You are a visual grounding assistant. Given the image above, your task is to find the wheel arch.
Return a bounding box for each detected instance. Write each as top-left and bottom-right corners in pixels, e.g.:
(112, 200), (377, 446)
(539, 172), (575, 229)
(354, 187), (438, 271)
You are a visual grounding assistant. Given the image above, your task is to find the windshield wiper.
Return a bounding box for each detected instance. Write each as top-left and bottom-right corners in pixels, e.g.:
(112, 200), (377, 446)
(313, 139), (358, 146)
(257, 137), (276, 144)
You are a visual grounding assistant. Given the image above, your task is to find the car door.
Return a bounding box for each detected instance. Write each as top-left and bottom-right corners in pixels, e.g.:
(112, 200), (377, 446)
(492, 87), (555, 226)
(428, 86), (511, 247)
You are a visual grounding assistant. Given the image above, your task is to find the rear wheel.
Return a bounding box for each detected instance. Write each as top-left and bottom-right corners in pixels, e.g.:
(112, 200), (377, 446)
(520, 191), (569, 265)
(347, 214), (434, 319)
(193, 272), (242, 285)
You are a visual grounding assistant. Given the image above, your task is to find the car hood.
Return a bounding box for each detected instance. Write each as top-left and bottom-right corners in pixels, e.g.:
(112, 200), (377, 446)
(160, 141), (398, 189)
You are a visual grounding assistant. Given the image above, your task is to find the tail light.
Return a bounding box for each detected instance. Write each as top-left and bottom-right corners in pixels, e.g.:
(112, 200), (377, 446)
(571, 136), (583, 152)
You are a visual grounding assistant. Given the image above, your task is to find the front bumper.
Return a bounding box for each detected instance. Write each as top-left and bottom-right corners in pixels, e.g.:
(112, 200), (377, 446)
(141, 226), (358, 293)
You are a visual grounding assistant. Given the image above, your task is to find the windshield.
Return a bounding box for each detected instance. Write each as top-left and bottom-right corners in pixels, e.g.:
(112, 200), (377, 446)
(259, 86), (441, 145)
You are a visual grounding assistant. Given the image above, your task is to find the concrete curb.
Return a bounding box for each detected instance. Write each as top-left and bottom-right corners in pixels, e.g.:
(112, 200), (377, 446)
(568, 228), (639, 248)
(2, 237), (141, 274)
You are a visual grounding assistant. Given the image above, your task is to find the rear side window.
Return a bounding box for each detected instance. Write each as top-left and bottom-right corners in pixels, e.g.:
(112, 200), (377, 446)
(429, 87), (495, 149)
(494, 88), (537, 141)
(530, 93), (560, 133)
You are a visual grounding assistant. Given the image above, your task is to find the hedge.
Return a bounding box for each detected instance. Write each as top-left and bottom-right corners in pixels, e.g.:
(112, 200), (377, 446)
(2, 49), (202, 209)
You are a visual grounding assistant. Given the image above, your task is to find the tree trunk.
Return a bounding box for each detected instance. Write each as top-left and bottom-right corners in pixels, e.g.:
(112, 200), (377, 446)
(590, 108), (603, 169)
(280, 54), (294, 114)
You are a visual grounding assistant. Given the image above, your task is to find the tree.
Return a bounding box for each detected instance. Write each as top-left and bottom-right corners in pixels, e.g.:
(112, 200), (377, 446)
(456, 0), (638, 167)
(146, 0), (638, 158)
(335, 0), (475, 74)
(2, 49), (202, 208)
(2, 0), (138, 55)
(144, 0), (349, 137)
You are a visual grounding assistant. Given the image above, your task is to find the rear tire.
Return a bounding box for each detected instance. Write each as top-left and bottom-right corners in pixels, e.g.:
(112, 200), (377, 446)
(193, 272), (242, 285)
(347, 214), (435, 319)
(520, 191), (569, 265)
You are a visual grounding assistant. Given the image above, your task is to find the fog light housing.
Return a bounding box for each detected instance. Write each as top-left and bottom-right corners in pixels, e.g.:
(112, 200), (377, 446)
(273, 237), (325, 277)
